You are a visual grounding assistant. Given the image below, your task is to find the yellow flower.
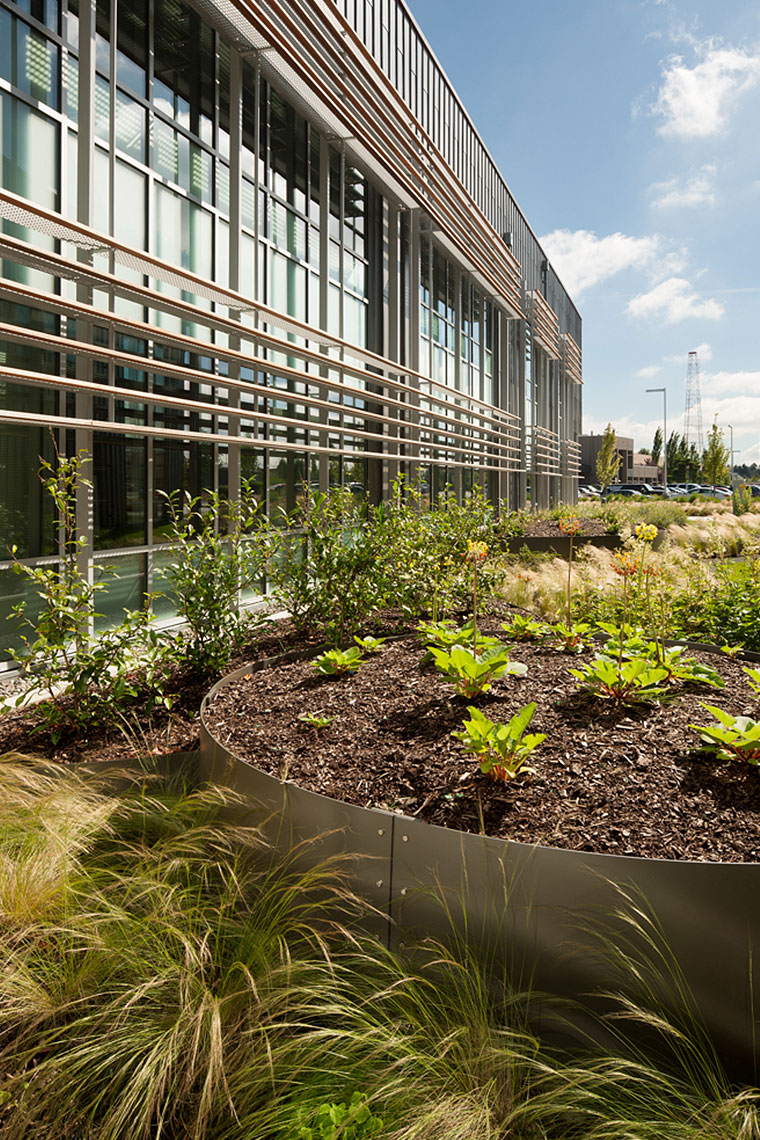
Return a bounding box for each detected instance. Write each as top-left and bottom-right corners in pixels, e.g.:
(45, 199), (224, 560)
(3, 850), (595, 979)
(634, 522), (658, 543)
(466, 540), (488, 562)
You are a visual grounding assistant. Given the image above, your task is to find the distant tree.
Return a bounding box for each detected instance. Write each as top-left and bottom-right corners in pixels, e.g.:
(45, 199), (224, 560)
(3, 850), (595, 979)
(596, 424), (621, 495)
(687, 442), (701, 481)
(666, 432), (686, 481)
(651, 426), (663, 467)
(702, 421), (730, 490)
(639, 446), (651, 457)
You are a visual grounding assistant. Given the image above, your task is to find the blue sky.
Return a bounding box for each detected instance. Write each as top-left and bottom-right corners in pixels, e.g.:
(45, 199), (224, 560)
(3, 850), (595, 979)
(406, 0), (760, 464)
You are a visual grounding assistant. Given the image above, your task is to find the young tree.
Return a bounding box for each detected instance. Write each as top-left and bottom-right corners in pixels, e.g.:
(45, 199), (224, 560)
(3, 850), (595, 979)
(666, 432), (686, 481)
(687, 442), (701, 481)
(595, 424), (621, 495)
(651, 426), (663, 467)
(702, 421), (730, 490)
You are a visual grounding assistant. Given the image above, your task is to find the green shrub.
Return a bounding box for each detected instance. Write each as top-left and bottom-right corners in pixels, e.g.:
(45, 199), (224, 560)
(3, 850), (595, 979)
(159, 480), (267, 674)
(7, 447), (174, 741)
(265, 487), (386, 643)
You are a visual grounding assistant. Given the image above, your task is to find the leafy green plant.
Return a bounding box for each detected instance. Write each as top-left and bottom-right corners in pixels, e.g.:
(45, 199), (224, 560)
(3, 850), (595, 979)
(430, 643), (526, 698)
(313, 646), (364, 676)
(743, 666), (760, 696)
(596, 627), (724, 691)
(570, 655), (670, 706)
(732, 484), (753, 516)
(266, 487), (385, 643)
(7, 446), (175, 741)
(654, 645), (724, 689)
(298, 712), (334, 729)
(690, 704), (760, 764)
(292, 1091), (383, 1140)
(500, 614), (550, 642)
(416, 618), (507, 670)
(550, 620), (591, 653)
(720, 642), (745, 658)
(453, 703), (545, 781)
(159, 480), (266, 675)
(353, 635), (385, 655)
(375, 478), (499, 623)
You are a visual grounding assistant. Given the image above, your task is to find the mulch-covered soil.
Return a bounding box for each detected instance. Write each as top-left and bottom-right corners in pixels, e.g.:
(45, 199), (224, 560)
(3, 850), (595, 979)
(517, 517), (611, 537)
(204, 634), (760, 863)
(0, 619), (324, 766)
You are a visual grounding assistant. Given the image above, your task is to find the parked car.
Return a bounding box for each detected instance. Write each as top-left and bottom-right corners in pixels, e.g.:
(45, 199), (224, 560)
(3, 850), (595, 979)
(607, 485), (644, 497)
(697, 485), (730, 499)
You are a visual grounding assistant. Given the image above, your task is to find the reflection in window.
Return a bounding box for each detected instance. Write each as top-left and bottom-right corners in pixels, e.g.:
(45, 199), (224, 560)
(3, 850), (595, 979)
(114, 91), (145, 161)
(116, 0), (147, 95)
(94, 553), (146, 629)
(152, 440), (213, 538)
(93, 435), (147, 549)
(154, 0), (214, 145)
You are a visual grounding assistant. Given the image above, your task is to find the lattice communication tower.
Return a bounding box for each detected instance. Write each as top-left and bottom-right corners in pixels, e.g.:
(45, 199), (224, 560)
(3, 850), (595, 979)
(683, 350), (704, 456)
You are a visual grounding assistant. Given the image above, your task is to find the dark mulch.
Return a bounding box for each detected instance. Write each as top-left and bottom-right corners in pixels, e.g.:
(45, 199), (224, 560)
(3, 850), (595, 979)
(0, 613), (409, 765)
(518, 518), (611, 538)
(204, 634), (760, 863)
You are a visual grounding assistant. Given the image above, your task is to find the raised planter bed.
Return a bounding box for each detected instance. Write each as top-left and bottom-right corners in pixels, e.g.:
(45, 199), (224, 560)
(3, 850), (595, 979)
(501, 534), (623, 556)
(199, 640), (760, 1077)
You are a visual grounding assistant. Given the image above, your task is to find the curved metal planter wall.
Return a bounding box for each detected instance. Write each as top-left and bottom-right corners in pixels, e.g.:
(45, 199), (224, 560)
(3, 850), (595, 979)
(199, 652), (760, 1078)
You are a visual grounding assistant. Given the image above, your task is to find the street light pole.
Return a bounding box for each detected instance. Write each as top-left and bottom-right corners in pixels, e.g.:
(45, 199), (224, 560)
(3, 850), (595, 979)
(727, 424), (734, 486)
(646, 387), (668, 490)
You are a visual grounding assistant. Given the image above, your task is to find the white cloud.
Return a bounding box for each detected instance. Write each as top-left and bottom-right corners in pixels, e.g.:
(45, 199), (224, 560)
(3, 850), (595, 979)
(702, 369), (760, 396)
(627, 277), (724, 322)
(653, 46), (760, 137)
(663, 342), (711, 364)
(539, 229), (660, 297)
(635, 365), (662, 378)
(582, 414), (683, 450)
(650, 164), (717, 209)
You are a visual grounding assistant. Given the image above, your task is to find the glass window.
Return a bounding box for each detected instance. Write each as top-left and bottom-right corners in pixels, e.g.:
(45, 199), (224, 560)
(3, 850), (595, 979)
(154, 0), (214, 144)
(343, 293), (366, 347)
(16, 0), (59, 34)
(154, 183), (213, 280)
(116, 0), (147, 95)
(94, 0), (109, 75)
(0, 567), (50, 662)
(93, 434), (147, 549)
(0, 93), (59, 209)
(114, 89), (145, 161)
(15, 19), (59, 110)
(153, 117), (177, 182)
(152, 440), (214, 538)
(92, 144), (109, 231)
(94, 73), (110, 143)
(268, 87), (307, 211)
(241, 178), (255, 230)
(0, 10), (11, 85)
(0, 420), (56, 558)
(113, 159), (145, 249)
(94, 554), (146, 630)
(65, 52), (78, 122)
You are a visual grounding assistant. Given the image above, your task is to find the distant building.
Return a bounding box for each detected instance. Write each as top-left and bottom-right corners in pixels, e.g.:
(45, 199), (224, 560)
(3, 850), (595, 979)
(579, 434), (663, 485)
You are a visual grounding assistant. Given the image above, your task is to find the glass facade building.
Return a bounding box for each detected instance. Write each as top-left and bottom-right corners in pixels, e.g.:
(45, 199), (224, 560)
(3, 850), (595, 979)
(0, 0), (582, 658)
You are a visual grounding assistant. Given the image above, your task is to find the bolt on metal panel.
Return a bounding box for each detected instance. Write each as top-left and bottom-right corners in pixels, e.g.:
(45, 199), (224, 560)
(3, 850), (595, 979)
(389, 817), (760, 1079)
